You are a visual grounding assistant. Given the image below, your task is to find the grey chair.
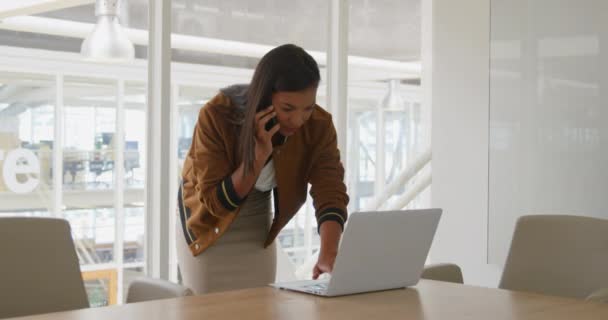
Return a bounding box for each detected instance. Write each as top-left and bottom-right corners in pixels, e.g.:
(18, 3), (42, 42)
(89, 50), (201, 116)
(0, 217), (193, 319)
(0, 217), (89, 319)
(126, 277), (194, 303)
(499, 215), (608, 301)
(587, 287), (608, 304)
(421, 263), (464, 284)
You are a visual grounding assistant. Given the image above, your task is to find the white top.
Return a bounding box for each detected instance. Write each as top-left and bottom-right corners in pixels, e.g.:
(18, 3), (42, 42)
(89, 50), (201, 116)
(255, 159), (277, 191)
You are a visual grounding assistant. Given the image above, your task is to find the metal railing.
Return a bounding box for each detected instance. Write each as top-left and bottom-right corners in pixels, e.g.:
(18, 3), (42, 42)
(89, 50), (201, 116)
(363, 148), (431, 211)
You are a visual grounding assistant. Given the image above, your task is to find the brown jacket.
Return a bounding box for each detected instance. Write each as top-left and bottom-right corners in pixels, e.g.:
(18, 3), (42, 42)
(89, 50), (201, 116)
(179, 88), (349, 256)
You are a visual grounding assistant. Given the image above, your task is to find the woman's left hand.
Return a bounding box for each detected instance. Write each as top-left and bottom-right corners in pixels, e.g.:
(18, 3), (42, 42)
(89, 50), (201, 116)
(313, 249), (337, 280)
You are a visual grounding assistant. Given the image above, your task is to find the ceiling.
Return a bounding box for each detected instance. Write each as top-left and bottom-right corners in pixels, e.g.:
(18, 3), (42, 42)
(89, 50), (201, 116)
(0, 0), (421, 69)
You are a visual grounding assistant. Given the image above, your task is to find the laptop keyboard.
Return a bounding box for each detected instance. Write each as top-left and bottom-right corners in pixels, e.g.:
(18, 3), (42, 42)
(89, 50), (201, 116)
(303, 282), (328, 294)
(307, 283), (328, 290)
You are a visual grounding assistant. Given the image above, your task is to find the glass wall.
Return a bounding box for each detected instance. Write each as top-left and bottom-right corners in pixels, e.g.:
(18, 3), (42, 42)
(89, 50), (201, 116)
(0, 0), (153, 305)
(0, 72), (55, 218)
(63, 77), (117, 267)
(0, 0), (427, 298)
(347, 0), (428, 213)
(0, 70), (148, 306)
(123, 82), (147, 270)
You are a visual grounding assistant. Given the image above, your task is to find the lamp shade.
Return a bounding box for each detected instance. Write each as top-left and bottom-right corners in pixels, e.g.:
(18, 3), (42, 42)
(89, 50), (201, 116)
(80, 0), (134, 62)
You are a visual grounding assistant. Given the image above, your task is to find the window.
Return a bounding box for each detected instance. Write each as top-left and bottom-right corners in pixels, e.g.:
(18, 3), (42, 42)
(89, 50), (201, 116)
(347, 0), (429, 213)
(0, 68), (148, 306)
(0, 0), (429, 300)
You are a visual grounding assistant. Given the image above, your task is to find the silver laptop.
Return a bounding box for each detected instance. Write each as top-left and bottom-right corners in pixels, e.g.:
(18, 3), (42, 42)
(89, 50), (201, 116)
(271, 208), (442, 297)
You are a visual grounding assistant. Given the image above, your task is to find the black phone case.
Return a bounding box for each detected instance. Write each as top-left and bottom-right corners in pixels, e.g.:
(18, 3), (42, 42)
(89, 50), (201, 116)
(265, 116), (278, 131)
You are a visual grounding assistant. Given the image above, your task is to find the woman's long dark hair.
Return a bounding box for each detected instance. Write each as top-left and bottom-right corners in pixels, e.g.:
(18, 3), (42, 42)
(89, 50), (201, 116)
(237, 44), (320, 176)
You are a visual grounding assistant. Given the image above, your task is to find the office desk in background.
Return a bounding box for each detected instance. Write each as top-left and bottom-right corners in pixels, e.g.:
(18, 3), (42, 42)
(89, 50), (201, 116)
(8, 280), (608, 320)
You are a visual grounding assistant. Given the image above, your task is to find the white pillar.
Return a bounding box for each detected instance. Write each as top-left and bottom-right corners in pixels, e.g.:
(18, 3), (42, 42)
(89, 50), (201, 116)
(421, 0), (433, 155)
(53, 74), (64, 218)
(145, 0), (171, 280)
(419, 0), (434, 233)
(327, 0), (349, 170)
(114, 79), (126, 303)
(168, 84), (179, 283)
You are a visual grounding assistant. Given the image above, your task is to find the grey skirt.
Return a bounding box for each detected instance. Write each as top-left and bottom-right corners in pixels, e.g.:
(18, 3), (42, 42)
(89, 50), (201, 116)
(176, 189), (276, 294)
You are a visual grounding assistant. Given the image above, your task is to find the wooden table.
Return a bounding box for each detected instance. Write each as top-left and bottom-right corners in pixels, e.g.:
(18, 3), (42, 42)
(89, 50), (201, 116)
(10, 280), (608, 319)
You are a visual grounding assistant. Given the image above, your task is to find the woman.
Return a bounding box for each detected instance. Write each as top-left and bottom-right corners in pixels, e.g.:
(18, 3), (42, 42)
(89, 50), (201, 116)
(177, 44), (349, 294)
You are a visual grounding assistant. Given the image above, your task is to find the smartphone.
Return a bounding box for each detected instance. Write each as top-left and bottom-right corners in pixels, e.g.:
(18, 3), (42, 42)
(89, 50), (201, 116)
(265, 116), (278, 131)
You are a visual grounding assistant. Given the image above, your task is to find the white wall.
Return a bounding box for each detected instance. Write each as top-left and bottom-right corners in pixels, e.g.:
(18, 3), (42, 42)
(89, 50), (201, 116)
(488, 0), (608, 267)
(428, 0), (608, 287)
(428, 0), (503, 287)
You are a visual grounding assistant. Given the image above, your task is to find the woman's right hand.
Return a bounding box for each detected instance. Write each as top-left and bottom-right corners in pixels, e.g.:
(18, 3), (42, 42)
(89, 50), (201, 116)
(254, 105), (280, 166)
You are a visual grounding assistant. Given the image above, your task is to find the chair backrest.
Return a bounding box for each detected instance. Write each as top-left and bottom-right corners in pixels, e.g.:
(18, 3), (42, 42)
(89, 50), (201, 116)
(421, 263), (464, 284)
(126, 277), (194, 303)
(499, 215), (608, 299)
(0, 217), (89, 319)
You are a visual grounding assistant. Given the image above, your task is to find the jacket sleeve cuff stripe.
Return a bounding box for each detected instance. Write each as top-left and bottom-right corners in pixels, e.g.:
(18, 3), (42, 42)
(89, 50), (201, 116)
(178, 181), (197, 244)
(317, 208), (346, 232)
(216, 176), (245, 211)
